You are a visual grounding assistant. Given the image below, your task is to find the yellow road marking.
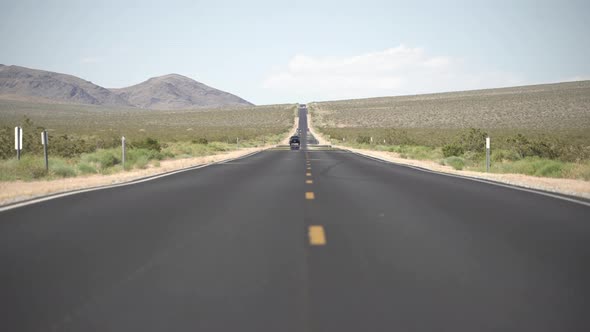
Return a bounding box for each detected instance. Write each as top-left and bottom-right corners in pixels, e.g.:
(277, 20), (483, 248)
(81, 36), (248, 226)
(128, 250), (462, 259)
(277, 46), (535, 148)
(308, 226), (326, 246)
(306, 180), (313, 184)
(305, 192), (315, 200)
(307, 166), (312, 170)
(306, 172), (312, 177)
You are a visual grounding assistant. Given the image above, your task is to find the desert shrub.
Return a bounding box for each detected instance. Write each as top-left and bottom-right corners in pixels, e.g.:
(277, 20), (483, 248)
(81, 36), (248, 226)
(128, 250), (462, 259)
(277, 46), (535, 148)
(356, 135), (371, 144)
(77, 162), (97, 174)
(462, 150), (483, 163)
(442, 143), (464, 157)
(0, 117), (46, 159)
(505, 134), (562, 160)
(125, 148), (161, 169)
(208, 142), (230, 152)
(132, 137), (161, 152)
(52, 164), (76, 177)
(81, 149), (120, 169)
(444, 156), (465, 170)
(492, 149), (520, 162)
(0, 126), (13, 159)
(20, 117), (45, 156)
(382, 129), (415, 145)
(458, 128), (488, 153)
(30, 167), (47, 179)
(134, 155), (150, 169)
(7, 156), (46, 180)
(556, 144), (590, 163)
(390, 145), (441, 160)
(535, 160), (564, 177)
(562, 162), (590, 180)
(49, 159), (77, 178)
(192, 137), (208, 144)
(127, 148), (163, 162)
(49, 134), (95, 158)
(494, 157), (565, 178)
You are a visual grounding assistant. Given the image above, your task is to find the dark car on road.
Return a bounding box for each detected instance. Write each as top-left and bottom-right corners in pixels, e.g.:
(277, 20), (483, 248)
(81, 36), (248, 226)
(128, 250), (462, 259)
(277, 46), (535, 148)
(289, 136), (300, 150)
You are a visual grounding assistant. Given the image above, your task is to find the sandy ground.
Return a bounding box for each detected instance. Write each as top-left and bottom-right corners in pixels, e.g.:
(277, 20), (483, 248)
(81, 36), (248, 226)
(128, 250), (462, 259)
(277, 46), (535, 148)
(307, 115), (590, 200)
(0, 117), (302, 207)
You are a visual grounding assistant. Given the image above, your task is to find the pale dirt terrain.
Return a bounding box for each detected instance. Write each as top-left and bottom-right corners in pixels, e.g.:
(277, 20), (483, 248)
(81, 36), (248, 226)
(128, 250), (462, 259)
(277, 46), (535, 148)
(0, 117), (301, 207)
(308, 115), (590, 200)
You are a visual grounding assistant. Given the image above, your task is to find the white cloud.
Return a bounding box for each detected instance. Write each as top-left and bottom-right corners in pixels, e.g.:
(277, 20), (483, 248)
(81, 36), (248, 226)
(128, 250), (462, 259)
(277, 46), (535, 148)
(262, 45), (523, 102)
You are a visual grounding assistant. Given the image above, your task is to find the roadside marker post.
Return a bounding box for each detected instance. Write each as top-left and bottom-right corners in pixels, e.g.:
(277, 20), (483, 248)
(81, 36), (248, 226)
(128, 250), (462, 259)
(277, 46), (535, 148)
(41, 130), (49, 172)
(486, 137), (491, 172)
(14, 126), (22, 160)
(122, 136), (126, 170)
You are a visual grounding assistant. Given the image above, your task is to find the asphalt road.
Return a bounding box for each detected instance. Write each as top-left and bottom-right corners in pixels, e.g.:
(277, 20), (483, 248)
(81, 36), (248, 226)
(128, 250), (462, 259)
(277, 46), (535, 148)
(1, 107), (589, 331)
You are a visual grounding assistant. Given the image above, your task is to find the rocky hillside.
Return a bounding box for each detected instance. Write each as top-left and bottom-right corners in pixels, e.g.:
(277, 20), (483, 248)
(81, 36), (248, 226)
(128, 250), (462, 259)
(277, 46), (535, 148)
(0, 65), (253, 109)
(0, 64), (129, 106)
(110, 74), (253, 110)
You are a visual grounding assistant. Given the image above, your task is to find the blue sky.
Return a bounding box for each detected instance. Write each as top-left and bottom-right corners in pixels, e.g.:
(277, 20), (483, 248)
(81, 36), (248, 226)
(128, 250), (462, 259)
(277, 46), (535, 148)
(1, 0), (589, 104)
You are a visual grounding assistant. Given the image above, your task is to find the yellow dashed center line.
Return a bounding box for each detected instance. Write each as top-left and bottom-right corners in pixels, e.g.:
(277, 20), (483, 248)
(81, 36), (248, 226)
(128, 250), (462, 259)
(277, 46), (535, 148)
(306, 172), (312, 177)
(308, 226), (326, 245)
(305, 192), (315, 200)
(307, 167), (312, 170)
(306, 180), (313, 184)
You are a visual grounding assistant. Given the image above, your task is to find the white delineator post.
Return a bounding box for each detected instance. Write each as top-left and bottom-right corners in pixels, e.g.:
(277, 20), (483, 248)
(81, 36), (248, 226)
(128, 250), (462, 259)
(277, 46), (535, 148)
(486, 137), (491, 172)
(15, 126), (22, 160)
(41, 130), (49, 172)
(122, 136), (126, 170)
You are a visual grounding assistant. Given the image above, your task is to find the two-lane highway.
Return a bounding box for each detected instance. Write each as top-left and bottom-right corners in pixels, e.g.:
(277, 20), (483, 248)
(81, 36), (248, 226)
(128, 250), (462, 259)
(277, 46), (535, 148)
(1, 106), (589, 331)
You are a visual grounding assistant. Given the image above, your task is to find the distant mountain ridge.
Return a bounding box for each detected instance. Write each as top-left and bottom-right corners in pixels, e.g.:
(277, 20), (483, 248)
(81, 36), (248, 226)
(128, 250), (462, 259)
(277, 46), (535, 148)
(0, 65), (253, 109)
(110, 74), (253, 110)
(0, 65), (129, 107)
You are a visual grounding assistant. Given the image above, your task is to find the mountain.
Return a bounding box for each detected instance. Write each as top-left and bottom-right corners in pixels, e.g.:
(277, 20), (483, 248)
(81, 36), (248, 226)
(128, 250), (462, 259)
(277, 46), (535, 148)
(0, 65), (130, 106)
(0, 65), (253, 109)
(110, 74), (253, 109)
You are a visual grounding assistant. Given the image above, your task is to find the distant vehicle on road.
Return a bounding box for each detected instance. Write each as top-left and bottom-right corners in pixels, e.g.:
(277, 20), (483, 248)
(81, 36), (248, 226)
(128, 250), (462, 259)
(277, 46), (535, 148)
(289, 136), (300, 150)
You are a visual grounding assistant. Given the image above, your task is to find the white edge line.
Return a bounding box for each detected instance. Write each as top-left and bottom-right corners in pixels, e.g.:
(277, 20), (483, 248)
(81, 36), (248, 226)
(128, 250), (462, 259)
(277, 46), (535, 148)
(0, 150), (263, 213)
(343, 149), (590, 208)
